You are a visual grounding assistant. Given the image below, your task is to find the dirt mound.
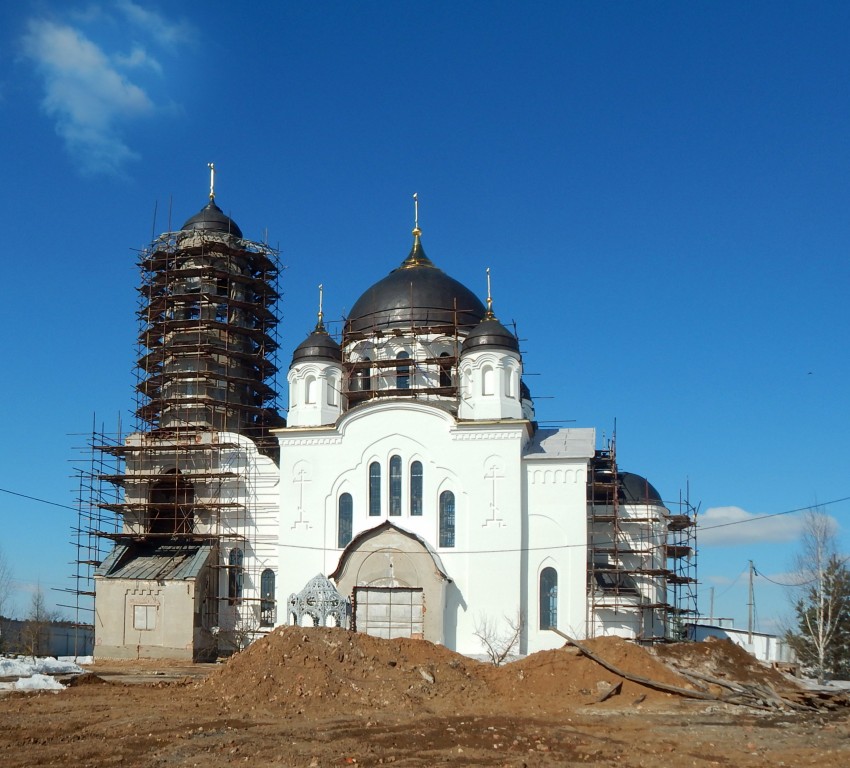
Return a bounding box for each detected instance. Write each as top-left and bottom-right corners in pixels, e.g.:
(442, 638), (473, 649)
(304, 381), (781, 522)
(200, 628), (712, 717)
(486, 635), (697, 711)
(199, 626), (488, 716)
(63, 673), (112, 688)
(652, 637), (799, 692)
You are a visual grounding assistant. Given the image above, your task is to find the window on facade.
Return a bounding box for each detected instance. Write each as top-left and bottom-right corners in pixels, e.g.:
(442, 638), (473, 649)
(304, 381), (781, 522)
(439, 352), (452, 387)
(305, 376), (317, 404)
(354, 357), (372, 392)
(594, 570), (639, 595)
(396, 351), (410, 389)
(505, 368), (514, 398)
(369, 462), (381, 516)
(149, 470), (194, 535)
(260, 569), (276, 627)
(439, 490), (455, 547)
(228, 548), (244, 604)
(410, 461), (423, 516)
(540, 567), (558, 629)
(327, 374), (338, 406)
(389, 455), (403, 515)
(482, 366), (494, 395)
(338, 493), (353, 547)
(133, 604), (157, 631)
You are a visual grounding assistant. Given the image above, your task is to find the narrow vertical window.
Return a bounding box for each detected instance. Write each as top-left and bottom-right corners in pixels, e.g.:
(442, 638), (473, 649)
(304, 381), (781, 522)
(228, 548), (244, 604)
(505, 367), (514, 398)
(396, 351), (410, 389)
(338, 493), (353, 547)
(540, 567), (558, 629)
(305, 376), (316, 404)
(439, 352), (452, 387)
(359, 357), (372, 392)
(369, 462), (381, 516)
(482, 366), (494, 395)
(260, 569), (276, 627)
(410, 461), (423, 516)
(439, 491), (455, 548)
(327, 373), (338, 406)
(389, 455), (402, 516)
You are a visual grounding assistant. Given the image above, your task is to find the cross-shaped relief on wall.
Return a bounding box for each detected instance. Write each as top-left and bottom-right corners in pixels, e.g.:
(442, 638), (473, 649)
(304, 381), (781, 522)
(483, 457), (506, 528)
(292, 464), (312, 530)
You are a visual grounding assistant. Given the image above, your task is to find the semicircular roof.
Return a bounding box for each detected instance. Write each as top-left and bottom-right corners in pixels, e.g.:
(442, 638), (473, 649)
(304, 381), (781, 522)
(461, 315), (519, 354)
(291, 323), (341, 367)
(181, 199), (243, 238)
(619, 472), (664, 504)
(345, 234), (486, 334)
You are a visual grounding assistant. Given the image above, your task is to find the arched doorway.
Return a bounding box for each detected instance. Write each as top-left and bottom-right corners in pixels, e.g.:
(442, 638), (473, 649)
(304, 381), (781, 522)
(148, 469), (195, 534)
(330, 521), (450, 643)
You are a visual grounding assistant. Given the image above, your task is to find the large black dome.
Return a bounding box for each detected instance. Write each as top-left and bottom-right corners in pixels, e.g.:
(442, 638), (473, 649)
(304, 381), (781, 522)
(345, 235), (486, 334)
(181, 199), (243, 238)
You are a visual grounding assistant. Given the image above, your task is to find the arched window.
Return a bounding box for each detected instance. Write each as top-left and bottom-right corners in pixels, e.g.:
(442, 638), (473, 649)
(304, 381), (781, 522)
(338, 493), (353, 547)
(327, 373), (338, 406)
(540, 567), (558, 629)
(439, 352), (452, 387)
(389, 455), (402, 516)
(355, 357), (372, 392)
(149, 470), (194, 534)
(228, 548), (244, 604)
(482, 366), (494, 396)
(439, 491), (455, 548)
(396, 351), (410, 389)
(410, 461), (423, 516)
(505, 367), (514, 398)
(369, 462), (381, 516)
(305, 376), (317, 404)
(260, 569), (276, 627)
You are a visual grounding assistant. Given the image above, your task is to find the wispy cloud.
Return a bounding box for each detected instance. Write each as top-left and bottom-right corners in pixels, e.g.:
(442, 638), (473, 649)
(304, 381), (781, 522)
(20, 4), (191, 176)
(115, 0), (194, 45)
(698, 505), (805, 547)
(114, 45), (163, 74)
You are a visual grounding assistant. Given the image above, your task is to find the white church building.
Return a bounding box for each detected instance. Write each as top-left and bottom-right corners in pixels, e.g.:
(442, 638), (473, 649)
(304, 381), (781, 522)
(89, 190), (695, 661)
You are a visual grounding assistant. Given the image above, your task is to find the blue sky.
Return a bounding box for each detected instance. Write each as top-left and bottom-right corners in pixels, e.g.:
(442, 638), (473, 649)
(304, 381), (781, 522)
(0, 1), (848, 634)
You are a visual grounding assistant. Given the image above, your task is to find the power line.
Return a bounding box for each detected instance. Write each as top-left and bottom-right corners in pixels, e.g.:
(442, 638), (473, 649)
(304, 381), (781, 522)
(0, 487), (77, 512)
(696, 495), (850, 532)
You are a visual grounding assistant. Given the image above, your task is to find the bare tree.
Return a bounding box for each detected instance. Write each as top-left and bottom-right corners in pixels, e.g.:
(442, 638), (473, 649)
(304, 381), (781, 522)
(0, 546), (12, 653)
(473, 611), (524, 666)
(0, 545), (11, 619)
(785, 509), (850, 682)
(20, 586), (59, 657)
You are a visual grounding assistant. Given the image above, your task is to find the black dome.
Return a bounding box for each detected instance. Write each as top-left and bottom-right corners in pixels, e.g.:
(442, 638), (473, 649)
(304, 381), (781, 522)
(292, 323), (341, 367)
(461, 315), (519, 354)
(181, 199), (243, 238)
(619, 472), (664, 505)
(345, 235), (486, 334)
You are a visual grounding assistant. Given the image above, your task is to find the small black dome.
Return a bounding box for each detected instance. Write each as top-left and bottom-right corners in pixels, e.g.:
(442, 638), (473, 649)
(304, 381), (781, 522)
(619, 472), (664, 505)
(291, 323), (341, 367)
(345, 235), (486, 334)
(181, 199), (243, 238)
(461, 315), (519, 354)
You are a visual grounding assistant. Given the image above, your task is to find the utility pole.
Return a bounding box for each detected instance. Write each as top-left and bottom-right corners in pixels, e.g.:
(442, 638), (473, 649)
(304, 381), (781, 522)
(747, 560), (755, 645)
(709, 586), (715, 623)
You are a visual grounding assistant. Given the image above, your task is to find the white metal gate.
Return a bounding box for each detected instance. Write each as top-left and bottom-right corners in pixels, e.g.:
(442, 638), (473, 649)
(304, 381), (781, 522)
(353, 586), (424, 639)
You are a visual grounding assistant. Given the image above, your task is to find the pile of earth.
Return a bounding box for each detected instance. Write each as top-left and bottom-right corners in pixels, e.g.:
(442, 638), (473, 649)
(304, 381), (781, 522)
(197, 627), (739, 717)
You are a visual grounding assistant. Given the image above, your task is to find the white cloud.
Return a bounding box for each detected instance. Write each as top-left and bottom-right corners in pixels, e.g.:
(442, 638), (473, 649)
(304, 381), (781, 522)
(21, 18), (154, 175)
(114, 45), (163, 74)
(697, 505), (805, 547)
(116, 0), (194, 45)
